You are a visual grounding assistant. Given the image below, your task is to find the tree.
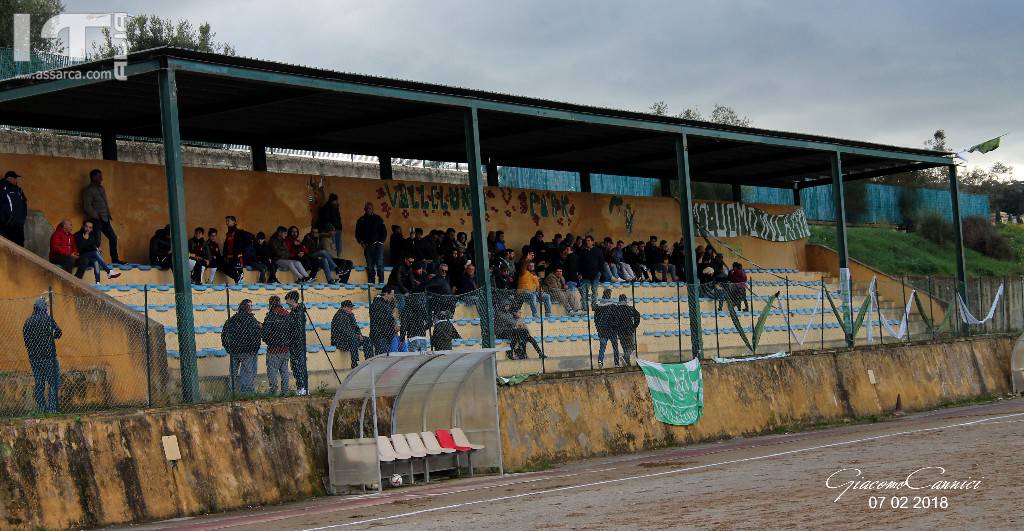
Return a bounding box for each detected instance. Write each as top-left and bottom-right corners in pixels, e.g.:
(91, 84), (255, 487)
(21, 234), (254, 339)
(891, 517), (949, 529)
(647, 101), (750, 127)
(0, 0), (65, 54)
(94, 14), (235, 58)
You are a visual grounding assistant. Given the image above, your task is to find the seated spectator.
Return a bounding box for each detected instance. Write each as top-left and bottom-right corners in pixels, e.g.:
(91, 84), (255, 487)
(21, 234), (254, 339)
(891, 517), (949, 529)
(623, 241), (649, 281)
(316, 193), (343, 259)
(486, 231), (497, 255)
(457, 262), (478, 294)
(455, 231), (469, 253)
(269, 225), (310, 282)
(221, 216), (253, 284)
(148, 225), (172, 269)
(246, 231), (277, 283)
(494, 230), (508, 253)
(610, 240), (636, 281)
(542, 266), (580, 314)
(516, 261), (552, 317)
(204, 227), (223, 284)
(494, 304), (542, 360)
(302, 227), (340, 283)
(389, 224), (408, 264)
(385, 255), (417, 294)
(430, 310), (461, 351)
(659, 240), (679, 282)
(440, 227), (458, 256)
(49, 219), (83, 274)
(74, 219), (120, 283)
(444, 247), (467, 287)
(529, 231), (546, 258)
(331, 300), (367, 369)
(188, 227), (211, 284)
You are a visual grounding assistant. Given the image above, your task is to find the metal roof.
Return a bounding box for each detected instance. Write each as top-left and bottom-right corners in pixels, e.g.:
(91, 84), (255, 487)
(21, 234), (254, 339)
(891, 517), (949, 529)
(0, 47), (952, 188)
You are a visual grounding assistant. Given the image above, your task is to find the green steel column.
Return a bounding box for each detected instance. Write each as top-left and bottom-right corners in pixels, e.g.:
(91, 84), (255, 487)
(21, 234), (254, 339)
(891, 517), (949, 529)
(949, 164), (968, 302)
(101, 130), (118, 161)
(486, 159), (499, 187)
(579, 171), (592, 193)
(378, 155), (393, 180)
(731, 183), (742, 203)
(465, 107), (495, 347)
(792, 183), (801, 206)
(675, 134), (702, 358)
(830, 152), (854, 345)
(251, 144), (267, 171)
(158, 66), (199, 402)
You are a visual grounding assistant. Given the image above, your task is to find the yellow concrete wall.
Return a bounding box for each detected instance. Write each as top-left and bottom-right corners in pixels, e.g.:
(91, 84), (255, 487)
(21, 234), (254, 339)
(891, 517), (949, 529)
(1, 153), (806, 270)
(0, 336), (1011, 529)
(0, 237), (168, 411)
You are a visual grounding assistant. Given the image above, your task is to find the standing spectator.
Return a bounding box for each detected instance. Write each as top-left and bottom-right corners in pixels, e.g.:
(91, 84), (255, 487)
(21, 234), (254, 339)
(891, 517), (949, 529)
(444, 248), (467, 289)
(221, 216), (254, 284)
(221, 299), (261, 395)
(285, 290), (308, 396)
(594, 289), (621, 368)
(516, 261), (552, 317)
(389, 225), (409, 264)
(317, 193), (343, 259)
(149, 225), (172, 269)
(74, 220), (121, 283)
(658, 240), (678, 282)
(188, 227), (211, 284)
(369, 288), (397, 356)
(430, 310), (461, 351)
(612, 294), (642, 366)
(81, 169), (123, 263)
(331, 300), (365, 368)
(577, 236), (604, 310)
(49, 219), (83, 273)
(727, 261), (750, 312)
(529, 231), (546, 257)
(23, 297), (62, 413)
(269, 226), (310, 282)
(302, 227), (339, 283)
(355, 202), (387, 284)
(205, 228), (223, 284)
(246, 231), (277, 283)
(262, 295), (291, 396)
(400, 291), (431, 352)
(543, 266), (580, 314)
(0, 170), (27, 246)
(412, 228), (434, 261)
(455, 231), (469, 253)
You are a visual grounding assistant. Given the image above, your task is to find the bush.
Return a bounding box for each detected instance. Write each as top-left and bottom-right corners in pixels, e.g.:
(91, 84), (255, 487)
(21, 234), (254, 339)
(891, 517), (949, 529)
(915, 212), (950, 246)
(962, 217), (1014, 260)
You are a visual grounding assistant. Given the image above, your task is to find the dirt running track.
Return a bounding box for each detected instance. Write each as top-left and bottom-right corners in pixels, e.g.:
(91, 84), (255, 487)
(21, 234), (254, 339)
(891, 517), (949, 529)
(121, 399), (1024, 530)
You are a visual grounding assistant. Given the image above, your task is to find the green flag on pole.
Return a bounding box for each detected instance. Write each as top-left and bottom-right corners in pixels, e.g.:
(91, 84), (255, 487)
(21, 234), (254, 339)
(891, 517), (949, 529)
(637, 358), (704, 425)
(968, 136), (1001, 154)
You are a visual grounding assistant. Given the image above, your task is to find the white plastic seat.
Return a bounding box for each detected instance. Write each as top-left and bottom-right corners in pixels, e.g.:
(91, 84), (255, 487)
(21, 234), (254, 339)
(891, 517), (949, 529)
(451, 427), (485, 450)
(405, 433), (434, 456)
(391, 434), (425, 458)
(421, 431), (456, 454)
(376, 436), (399, 462)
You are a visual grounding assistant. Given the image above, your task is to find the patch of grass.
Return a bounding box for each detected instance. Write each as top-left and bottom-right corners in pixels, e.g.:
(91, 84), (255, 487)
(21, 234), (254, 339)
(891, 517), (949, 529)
(809, 225), (1024, 276)
(511, 459), (557, 473)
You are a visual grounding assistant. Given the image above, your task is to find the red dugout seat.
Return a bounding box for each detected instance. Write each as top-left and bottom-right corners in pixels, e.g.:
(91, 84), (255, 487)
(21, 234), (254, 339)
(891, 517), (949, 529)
(435, 429), (472, 452)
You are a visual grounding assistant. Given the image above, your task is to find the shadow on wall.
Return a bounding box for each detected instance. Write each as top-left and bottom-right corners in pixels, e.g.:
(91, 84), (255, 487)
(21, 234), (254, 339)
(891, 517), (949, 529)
(0, 236), (169, 412)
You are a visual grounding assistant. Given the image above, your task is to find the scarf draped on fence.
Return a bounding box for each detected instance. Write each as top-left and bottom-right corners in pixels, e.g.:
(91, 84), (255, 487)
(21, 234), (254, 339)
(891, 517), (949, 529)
(956, 284), (1004, 325)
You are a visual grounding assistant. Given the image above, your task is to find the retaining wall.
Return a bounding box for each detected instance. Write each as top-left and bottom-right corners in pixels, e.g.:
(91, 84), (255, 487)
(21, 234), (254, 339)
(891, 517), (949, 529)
(0, 336), (1012, 529)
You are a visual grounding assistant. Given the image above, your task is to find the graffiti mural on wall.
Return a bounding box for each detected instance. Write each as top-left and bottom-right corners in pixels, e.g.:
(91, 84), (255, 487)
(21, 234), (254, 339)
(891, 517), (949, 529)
(376, 183), (577, 227)
(608, 196), (636, 234)
(693, 202), (810, 242)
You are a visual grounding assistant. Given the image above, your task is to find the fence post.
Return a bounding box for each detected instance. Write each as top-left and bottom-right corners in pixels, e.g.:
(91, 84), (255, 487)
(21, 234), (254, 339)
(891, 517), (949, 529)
(226, 286), (231, 319)
(144, 284), (153, 407)
(539, 298), (546, 373)
(784, 277), (792, 354)
(1020, 275), (1024, 332)
(714, 297), (721, 360)
(47, 285), (54, 318)
(900, 276), (909, 343)
(748, 281), (755, 354)
(675, 281), (683, 358)
(820, 279), (825, 350)
(585, 302), (594, 370)
(927, 276), (936, 340)
(874, 280), (883, 346)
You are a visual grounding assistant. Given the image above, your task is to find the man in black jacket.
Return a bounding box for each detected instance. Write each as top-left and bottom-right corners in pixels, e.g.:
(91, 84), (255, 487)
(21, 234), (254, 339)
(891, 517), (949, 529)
(430, 310), (461, 351)
(221, 299), (262, 394)
(149, 225), (172, 269)
(355, 202), (387, 284)
(594, 289), (620, 368)
(331, 300), (365, 368)
(389, 225), (408, 264)
(317, 193), (343, 259)
(369, 288), (397, 356)
(23, 297), (62, 412)
(611, 294), (642, 366)
(262, 295), (291, 396)
(221, 216), (254, 284)
(1, 170), (28, 247)
(285, 291), (309, 396)
(577, 236), (605, 311)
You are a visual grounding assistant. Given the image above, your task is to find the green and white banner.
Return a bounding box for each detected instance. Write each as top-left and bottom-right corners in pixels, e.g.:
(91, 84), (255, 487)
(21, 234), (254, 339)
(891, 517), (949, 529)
(637, 358), (704, 426)
(693, 202), (810, 242)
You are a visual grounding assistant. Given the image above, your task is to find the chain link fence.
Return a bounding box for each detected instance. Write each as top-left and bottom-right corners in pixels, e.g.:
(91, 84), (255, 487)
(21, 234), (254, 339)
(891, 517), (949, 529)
(2, 274), (1021, 418)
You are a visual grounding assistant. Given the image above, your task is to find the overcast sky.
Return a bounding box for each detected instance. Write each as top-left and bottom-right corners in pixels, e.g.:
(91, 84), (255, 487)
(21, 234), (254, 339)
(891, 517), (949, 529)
(74, 0), (1023, 175)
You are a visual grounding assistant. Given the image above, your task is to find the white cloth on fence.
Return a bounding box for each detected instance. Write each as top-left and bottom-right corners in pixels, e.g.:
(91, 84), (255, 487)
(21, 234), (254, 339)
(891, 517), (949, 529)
(956, 284), (1004, 325)
(780, 288), (824, 345)
(714, 351), (789, 363)
(867, 277), (916, 340)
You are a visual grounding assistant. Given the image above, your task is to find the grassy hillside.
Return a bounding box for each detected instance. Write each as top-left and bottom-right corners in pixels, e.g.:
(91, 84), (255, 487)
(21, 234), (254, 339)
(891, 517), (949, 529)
(808, 225), (1024, 277)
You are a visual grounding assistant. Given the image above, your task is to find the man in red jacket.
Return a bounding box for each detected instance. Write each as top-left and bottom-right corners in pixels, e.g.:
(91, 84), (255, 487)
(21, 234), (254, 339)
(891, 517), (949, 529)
(48, 219), (83, 273)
